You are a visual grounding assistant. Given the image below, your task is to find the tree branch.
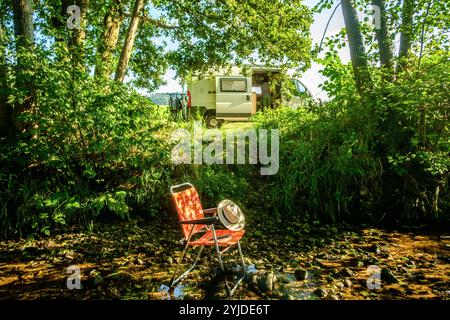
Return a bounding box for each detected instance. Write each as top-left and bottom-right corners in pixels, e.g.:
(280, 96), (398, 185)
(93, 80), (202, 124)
(417, 0), (434, 69)
(123, 12), (179, 29)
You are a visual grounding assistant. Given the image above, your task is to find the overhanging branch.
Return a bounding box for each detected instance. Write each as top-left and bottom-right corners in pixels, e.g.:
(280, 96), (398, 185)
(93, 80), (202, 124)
(123, 12), (179, 29)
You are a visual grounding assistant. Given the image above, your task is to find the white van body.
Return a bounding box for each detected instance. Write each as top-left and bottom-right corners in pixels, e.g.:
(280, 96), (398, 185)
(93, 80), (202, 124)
(186, 65), (311, 127)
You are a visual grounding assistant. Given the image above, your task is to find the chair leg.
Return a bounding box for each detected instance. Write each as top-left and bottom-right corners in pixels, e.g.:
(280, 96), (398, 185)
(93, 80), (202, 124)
(169, 225), (201, 288)
(169, 245), (204, 288)
(211, 228), (247, 298)
(237, 241), (246, 269)
(210, 225), (225, 270)
(211, 225), (232, 297)
(227, 241), (247, 297)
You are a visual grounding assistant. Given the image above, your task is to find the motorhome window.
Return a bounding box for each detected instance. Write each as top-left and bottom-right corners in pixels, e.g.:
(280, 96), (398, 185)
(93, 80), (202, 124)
(220, 78), (247, 92)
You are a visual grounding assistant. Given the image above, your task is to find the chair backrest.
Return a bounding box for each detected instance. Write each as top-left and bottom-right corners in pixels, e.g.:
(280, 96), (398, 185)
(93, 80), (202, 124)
(171, 184), (205, 239)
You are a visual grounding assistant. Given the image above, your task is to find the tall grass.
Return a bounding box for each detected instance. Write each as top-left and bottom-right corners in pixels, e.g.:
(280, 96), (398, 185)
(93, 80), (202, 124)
(252, 106), (383, 222)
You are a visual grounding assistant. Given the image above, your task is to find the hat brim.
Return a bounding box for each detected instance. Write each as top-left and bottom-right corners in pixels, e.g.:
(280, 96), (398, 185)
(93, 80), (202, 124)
(217, 200), (245, 231)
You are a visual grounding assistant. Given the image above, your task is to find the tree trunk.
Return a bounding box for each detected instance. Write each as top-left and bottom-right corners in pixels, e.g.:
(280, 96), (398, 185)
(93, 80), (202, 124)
(12, 0), (35, 132)
(95, 1), (124, 79)
(12, 0), (34, 50)
(0, 24), (11, 137)
(417, 0), (433, 69)
(340, 0), (372, 95)
(72, 0), (89, 47)
(372, 0), (394, 75)
(398, 0), (414, 68)
(115, 0), (145, 82)
(69, 0), (89, 69)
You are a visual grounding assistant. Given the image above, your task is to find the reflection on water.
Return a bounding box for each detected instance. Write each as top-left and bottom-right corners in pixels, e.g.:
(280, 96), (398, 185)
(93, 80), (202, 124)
(155, 264), (320, 300)
(245, 264), (258, 274)
(158, 284), (185, 300)
(156, 264), (257, 300)
(229, 263), (258, 275)
(276, 270), (320, 300)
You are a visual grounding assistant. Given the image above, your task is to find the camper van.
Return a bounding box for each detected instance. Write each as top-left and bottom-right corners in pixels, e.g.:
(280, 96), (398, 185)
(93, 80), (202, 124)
(186, 65), (312, 128)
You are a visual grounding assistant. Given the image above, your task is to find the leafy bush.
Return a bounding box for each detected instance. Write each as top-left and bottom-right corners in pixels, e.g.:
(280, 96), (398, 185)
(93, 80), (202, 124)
(0, 52), (179, 237)
(252, 106), (382, 222)
(373, 55), (450, 223)
(0, 54), (254, 237)
(250, 51), (449, 225)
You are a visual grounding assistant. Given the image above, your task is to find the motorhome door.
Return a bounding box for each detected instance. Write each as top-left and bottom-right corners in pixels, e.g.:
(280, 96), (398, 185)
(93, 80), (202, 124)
(215, 76), (252, 120)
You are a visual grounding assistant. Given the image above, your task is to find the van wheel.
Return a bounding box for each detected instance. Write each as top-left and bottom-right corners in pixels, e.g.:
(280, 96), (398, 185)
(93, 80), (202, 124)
(205, 113), (223, 129)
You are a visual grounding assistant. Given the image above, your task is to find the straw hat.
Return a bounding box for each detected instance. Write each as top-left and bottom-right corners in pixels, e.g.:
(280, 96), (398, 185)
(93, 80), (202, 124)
(217, 200), (245, 231)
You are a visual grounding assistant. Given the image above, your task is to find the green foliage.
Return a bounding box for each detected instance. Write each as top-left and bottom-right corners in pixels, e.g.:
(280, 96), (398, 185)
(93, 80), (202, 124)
(305, 48), (449, 223)
(318, 53), (359, 106)
(0, 48), (254, 237)
(186, 164), (251, 208)
(1, 0), (449, 239)
(311, 0), (450, 224)
(374, 54), (450, 221)
(0, 0), (316, 238)
(14, 0), (313, 92)
(0, 45), (176, 237)
(252, 106), (382, 222)
(160, 0), (313, 77)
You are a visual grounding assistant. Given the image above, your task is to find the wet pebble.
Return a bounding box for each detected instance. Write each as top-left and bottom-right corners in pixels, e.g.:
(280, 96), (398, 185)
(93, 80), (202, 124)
(294, 269), (308, 281)
(283, 293), (295, 300)
(89, 269), (103, 287)
(272, 290), (284, 299)
(369, 244), (382, 254)
(245, 291), (259, 299)
(342, 268), (354, 277)
(313, 287), (328, 298)
(381, 268), (399, 284)
(316, 253), (328, 259)
(386, 287), (404, 296)
(344, 279), (352, 288)
(250, 273), (258, 284)
(350, 259), (364, 267)
(256, 271), (276, 294)
(265, 271), (276, 292)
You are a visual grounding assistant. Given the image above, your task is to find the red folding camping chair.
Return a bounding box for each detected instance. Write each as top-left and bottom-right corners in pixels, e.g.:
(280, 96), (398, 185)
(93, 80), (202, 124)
(168, 182), (246, 297)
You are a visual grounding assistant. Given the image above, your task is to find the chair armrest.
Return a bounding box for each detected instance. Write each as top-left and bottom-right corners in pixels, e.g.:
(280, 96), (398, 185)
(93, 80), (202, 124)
(203, 207), (218, 215)
(179, 216), (219, 225)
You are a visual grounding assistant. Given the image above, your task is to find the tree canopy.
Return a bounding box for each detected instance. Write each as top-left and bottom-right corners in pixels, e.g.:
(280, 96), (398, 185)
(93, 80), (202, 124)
(1, 0), (313, 91)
